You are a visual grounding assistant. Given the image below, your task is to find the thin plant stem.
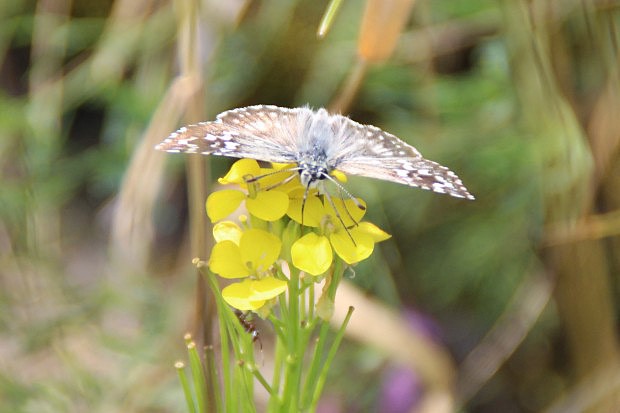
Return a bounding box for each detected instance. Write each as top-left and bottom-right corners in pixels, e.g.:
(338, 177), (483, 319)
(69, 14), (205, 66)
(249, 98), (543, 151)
(231, 316), (257, 412)
(300, 259), (345, 408)
(176, 362), (197, 413)
(187, 342), (207, 413)
(288, 266), (300, 351)
(310, 306), (355, 411)
(308, 278), (315, 320)
(317, 0), (345, 38)
(282, 266), (302, 410)
(202, 265), (233, 412)
(267, 332), (285, 412)
(269, 312), (286, 343)
(205, 345), (222, 412)
(301, 321), (330, 409)
(175, 0), (211, 356)
(300, 282), (307, 322)
(249, 363), (273, 395)
(235, 362), (257, 413)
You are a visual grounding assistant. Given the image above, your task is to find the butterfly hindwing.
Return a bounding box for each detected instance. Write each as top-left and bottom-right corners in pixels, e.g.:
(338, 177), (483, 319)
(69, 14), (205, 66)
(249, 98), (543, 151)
(335, 156), (474, 199)
(327, 116), (474, 199)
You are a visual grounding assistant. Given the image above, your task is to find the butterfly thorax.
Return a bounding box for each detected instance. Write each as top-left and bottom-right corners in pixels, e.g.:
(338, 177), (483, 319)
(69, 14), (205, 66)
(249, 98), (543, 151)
(297, 150), (333, 188)
(296, 113), (341, 188)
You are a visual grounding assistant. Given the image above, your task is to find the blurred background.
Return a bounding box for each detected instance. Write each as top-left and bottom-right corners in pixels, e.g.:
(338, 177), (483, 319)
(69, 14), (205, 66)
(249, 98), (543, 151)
(1, 0), (620, 412)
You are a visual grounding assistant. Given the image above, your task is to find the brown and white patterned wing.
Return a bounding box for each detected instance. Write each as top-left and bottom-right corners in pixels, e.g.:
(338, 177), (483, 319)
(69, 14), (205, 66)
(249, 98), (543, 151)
(333, 117), (474, 199)
(155, 105), (303, 164)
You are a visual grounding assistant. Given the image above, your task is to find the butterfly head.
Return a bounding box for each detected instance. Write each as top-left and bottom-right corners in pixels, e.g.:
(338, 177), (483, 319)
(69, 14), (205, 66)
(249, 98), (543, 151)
(297, 152), (334, 188)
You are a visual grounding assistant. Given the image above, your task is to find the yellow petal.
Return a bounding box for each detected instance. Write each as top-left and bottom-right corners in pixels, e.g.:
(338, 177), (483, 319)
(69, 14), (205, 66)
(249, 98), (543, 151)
(270, 162), (297, 170)
(254, 163), (297, 189)
(206, 190), (245, 222)
(213, 221), (243, 244)
(209, 240), (250, 278)
(331, 170), (348, 183)
(239, 229), (282, 272)
(330, 229), (374, 264)
(250, 277), (288, 300)
(287, 190), (324, 227)
(357, 221), (391, 242)
(218, 159), (261, 185)
(291, 233), (333, 275)
(324, 197), (366, 228)
(222, 280), (265, 311)
(246, 190), (289, 221)
(277, 177), (304, 193)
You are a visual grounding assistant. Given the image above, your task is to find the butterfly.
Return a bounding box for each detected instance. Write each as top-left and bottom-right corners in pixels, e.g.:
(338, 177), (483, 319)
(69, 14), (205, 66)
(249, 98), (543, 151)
(156, 105), (474, 201)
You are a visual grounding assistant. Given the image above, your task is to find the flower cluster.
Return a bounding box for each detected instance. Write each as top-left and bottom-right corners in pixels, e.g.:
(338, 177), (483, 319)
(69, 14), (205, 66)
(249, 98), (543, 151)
(206, 159), (390, 312)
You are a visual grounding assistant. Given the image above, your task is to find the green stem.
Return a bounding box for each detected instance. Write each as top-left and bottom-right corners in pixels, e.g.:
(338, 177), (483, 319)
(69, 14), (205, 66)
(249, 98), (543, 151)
(327, 259), (344, 301)
(317, 0), (344, 38)
(308, 278), (315, 320)
(300, 259), (346, 409)
(309, 306), (355, 411)
(282, 266), (301, 410)
(267, 332), (285, 412)
(201, 265), (233, 412)
(176, 362), (196, 413)
(300, 284), (307, 323)
(187, 342), (207, 413)
(248, 362), (273, 395)
(288, 266), (300, 350)
(236, 361), (257, 413)
(205, 345), (222, 413)
(300, 321), (330, 409)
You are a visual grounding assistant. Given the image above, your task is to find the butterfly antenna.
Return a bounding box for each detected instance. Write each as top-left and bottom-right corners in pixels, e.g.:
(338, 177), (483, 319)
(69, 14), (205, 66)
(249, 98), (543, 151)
(334, 183), (361, 227)
(322, 174), (366, 211)
(322, 187), (357, 246)
(322, 174), (365, 227)
(263, 172), (298, 191)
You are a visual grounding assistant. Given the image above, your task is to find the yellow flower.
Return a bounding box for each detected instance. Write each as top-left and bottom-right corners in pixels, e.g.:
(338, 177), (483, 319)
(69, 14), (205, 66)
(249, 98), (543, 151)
(208, 227), (287, 311)
(207, 159), (296, 222)
(219, 159), (301, 192)
(289, 194), (391, 272)
(218, 159), (263, 187)
(206, 190), (246, 222)
(222, 278), (287, 311)
(213, 221), (243, 244)
(209, 228), (281, 278)
(291, 232), (332, 275)
(329, 221), (390, 264)
(286, 189), (325, 227)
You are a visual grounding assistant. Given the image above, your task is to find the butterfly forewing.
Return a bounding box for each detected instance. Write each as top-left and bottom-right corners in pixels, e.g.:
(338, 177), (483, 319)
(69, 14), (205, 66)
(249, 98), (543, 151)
(335, 156), (474, 199)
(156, 105), (301, 163)
(332, 117), (423, 160)
(217, 105), (305, 155)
